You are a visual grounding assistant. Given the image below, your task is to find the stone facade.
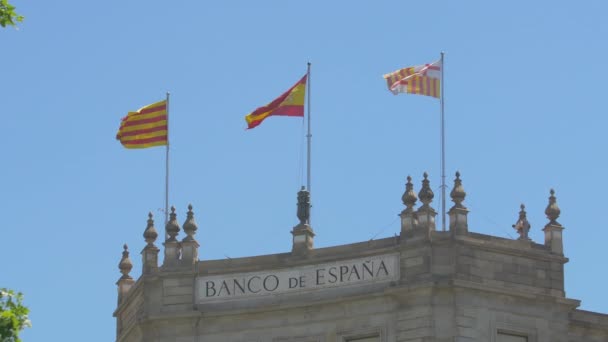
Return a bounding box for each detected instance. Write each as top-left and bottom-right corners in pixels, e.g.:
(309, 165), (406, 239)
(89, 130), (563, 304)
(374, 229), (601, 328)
(114, 174), (608, 342)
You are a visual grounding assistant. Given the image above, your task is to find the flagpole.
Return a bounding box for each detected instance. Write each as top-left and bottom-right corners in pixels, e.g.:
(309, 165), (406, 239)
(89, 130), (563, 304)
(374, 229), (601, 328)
(440, 52), (446, 232)
(165, 92), (170, 239)
(306, 62), (312, 223)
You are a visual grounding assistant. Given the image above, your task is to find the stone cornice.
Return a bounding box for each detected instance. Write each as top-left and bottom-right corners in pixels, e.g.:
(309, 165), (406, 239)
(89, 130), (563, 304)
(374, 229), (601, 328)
(452, 278), (579, 307)
(140, 286), (396, 321)
(454, 233), (568, 263)
(570, 309), (608, 329)
(113, 277), (144, 317)
(116, 323), (140, 342)
(385, 278), (580, 309)
(197, 239), (401, 276)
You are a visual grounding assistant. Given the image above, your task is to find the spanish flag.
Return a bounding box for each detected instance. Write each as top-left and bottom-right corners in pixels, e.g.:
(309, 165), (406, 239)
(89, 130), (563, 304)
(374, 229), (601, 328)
(245, 75), (307, 129)
(116, 100), (168, 149)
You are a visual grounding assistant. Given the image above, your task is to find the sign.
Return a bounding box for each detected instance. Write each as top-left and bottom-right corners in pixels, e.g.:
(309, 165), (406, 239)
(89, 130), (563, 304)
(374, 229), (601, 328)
(195, 253), (399, 303)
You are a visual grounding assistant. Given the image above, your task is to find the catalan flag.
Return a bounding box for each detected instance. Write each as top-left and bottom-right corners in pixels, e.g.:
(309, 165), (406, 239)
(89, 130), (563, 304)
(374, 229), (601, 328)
(116, 100), (168, 149)
(245, 75), (307, 129)
(383, 60), (442, 99)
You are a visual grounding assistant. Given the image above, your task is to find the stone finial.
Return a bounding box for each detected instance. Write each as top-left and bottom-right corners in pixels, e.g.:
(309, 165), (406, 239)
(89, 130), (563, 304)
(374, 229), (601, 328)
(163, 206), (181, 267)
(182, 204), (198, 242)
(165, 206), (180, 242)
(450, 171), (466, 208)
(402, 176), (417, 210)
(416, 172), (437, 232)
(292, 186), (314, 254)
(418, 172), (434, 206)
(143, 212), (158, 246)
(400, 175), (419, 236)
(296, 186), (311, 225)
(543, 188), (565, 254)
(142, 212), (160, 275)
(545, 189), (561, 225)
(118, 244), (133, 280)
(180, 204), (200, 265)
(117, 244), (136, 304)
(512, 204), (531, 240)
(448, 171), (469, 235)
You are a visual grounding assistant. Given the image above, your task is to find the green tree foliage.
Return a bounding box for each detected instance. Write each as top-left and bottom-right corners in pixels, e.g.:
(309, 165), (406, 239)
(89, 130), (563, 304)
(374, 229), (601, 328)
(0, 288), (31, 342)
(0, 0), (23, 27)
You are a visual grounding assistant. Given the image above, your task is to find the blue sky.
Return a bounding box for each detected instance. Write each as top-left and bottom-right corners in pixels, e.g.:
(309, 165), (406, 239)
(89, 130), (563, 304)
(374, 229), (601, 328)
(2, 1), (607, 340)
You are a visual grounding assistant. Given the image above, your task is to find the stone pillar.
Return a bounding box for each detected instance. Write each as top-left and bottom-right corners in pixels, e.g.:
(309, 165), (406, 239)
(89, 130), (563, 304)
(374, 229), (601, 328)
(181, 204), (200, 265)
(400, 176), (418, 237)
(416, 172), (437, 233)
(163, 206), (181, 267)
(543, 189), (564, 254)
(448, 171), (469, 235)
(292, 186), (315, 254)
(141, 212), (159, 275)
(117, 244), (135, 304)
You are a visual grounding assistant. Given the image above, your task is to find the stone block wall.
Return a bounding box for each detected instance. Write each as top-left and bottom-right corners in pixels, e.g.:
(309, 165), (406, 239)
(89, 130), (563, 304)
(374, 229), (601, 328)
(114, 233), (608, 342)
(454, 235), (566, 297)
(449, 288), (576, 342)
(395, 290), (434, 341)
(569, 310), (608, 342)
(399, 244), (432, 284)
(161, 276), (194, 313)
(147, 295), (397, 342)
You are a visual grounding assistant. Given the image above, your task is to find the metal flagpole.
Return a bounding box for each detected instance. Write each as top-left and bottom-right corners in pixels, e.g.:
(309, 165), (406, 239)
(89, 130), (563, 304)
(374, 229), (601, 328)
(440, 52), (446, 231)
(306, 62), (312, 223)
(165, 92), (170, 239)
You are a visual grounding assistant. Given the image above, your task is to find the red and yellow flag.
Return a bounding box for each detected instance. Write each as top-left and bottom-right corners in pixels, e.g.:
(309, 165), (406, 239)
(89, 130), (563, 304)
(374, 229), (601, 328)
(383, 60), (442, 99)
(245, 75), (307, 129)
(116, 100), (168, 149)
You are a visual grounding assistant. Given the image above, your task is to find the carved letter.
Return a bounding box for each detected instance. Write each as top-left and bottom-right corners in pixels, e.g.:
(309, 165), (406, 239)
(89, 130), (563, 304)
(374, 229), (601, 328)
(316, 268), (326, 285)
(218, 280), (231, 296)
(376, 260), (389, 277)
(206, 281), (216, 297)
(340, 265), (349, 282)
(362, 261), (374, 279)
(247, 276), (261, 293)
(328, 267), (338, 283)
(348, 265), (361, 281)
(233, 278), (246, 294)
(263, 275), (279, 291)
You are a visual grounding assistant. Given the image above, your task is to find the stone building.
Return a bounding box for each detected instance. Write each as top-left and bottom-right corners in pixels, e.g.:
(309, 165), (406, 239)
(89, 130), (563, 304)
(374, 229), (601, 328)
(114, 172), (608, 342)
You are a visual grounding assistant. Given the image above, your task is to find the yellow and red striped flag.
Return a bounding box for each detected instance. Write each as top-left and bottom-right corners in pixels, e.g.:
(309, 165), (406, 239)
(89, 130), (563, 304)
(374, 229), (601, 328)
(245, 75), (307, 129)
(116, 100), (168, 149)
(383, 60), (442, 99)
